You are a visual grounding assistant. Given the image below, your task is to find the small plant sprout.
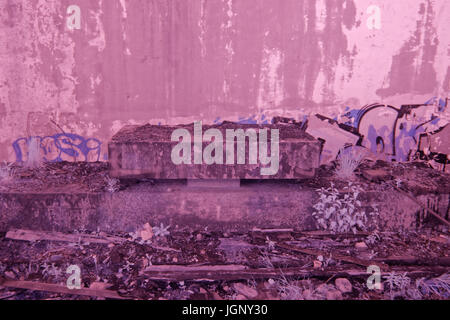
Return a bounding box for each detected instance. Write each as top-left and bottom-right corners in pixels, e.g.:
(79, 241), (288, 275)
(276, 275), (304, 300)
(144, 253), (153, 267)
(312, 182), (379, 234)
(41, 263), (63, 279)
(128, 230), (140, 242)
(366, 231), (381, 245)
(260, 251), (275, 269)
(384, 272), (411, 298)
(105, 176), (120, 193)
(266, 236), (276, 251)
(394, 178), (403, 188)
(153, 223), (170, 237)
(2, 161), (13, 171)
(317, 255), (333, 268)
(0, 161), (14, 182)
(334, 147), (364, 180)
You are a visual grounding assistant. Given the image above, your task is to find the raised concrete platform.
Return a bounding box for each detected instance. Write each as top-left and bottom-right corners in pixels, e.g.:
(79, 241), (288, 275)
(1, 181), (445, 234)
(109, 123), (321, 180)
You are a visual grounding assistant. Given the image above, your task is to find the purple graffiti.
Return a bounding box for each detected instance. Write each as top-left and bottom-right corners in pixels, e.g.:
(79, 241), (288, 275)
(13, 133), (102, 163)
(356, 102), (446, 162)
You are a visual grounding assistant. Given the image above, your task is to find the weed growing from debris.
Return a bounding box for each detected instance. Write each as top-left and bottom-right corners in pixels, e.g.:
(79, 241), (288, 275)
(276, 275), (305, 300)
(261, 253), (309, 300)
(41, 262), (64, 282)
(154, 223), (171, 237)
(164, 287), (193, 300)
(0, 161), (15, 182)
(365, 232), (381, 246)
(384, 272), (411, 299)
(312, 182), (379, 234)
(334, 148), (364, 180)
(265, 237), (276, 251)
(105, 176), (120, 193)
(316, 254), (334, 268)
(0, 167), (10, 181)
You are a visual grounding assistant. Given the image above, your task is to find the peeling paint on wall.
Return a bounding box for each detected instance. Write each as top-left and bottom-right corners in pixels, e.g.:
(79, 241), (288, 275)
(0, 0), (449, 162)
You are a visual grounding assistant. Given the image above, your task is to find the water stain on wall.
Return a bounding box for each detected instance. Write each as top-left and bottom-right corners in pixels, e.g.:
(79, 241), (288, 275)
(377, 0), (439, 97)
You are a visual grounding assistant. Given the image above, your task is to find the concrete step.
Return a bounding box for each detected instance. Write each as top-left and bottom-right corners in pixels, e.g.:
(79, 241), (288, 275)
(1, 181), (445, 234)
(108, 123), (321, 180)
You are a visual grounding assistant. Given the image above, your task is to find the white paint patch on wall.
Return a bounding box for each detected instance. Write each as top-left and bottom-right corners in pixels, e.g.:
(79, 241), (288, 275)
(90, 74), (103, 91)
(119, 0), (131, 55)
(88, 0), (106, 52)
(222, 0), (235, 98)
(311, 40), (328, 104)
(222, 0), (235, 60)
(315, 0), (327, 32)
(56, 39), (79, 114)
(224, 0), (234, 29)
(198, 0), (208, 58)
(119, 0), (128, 19)
(433, 1), (450, 95)
(257, 47), (285, 112)
(335, 0), (422, 104)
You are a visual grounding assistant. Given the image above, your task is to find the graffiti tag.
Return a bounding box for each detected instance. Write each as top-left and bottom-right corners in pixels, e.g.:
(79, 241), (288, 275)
(13, 133), (102, 163)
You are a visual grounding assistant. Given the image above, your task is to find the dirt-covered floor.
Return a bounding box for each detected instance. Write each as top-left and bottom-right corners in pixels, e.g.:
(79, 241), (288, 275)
(0, 159), (449, 300)
(0, 159), (449, 195)
(0, 226), (448, 300)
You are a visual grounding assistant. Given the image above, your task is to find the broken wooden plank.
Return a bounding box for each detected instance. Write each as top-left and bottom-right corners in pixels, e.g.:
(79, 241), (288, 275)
(5, 229), (181, 253)
(1, 280), (127, 300)
(6, 229), (125, 245)
(276, 242), (389, 269)
(144, 265), (447, 282)
(286, 239), (352, 249)
(296, 231), (370, 238)
(0, 292), (16, 300)
(251, 228), (295, 233)
(145, 265), (247, 272)
(150, 245), (182, 253)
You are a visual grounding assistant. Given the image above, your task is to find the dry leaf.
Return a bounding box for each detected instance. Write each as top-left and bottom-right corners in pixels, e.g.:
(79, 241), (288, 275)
(89, 282), (111, 290)
(140, 223), (154, 241)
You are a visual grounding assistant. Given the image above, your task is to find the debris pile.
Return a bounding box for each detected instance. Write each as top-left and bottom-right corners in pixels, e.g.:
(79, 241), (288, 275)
(0, 226), (448, 300)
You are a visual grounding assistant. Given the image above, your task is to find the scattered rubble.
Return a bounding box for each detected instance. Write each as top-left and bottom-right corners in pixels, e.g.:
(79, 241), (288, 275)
(335, 278), (353, 293)
(0, 143), (448, 300)
(0, 225), (448, 300)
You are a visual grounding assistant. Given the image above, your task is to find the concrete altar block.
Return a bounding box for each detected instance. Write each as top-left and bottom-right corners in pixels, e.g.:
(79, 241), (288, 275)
(109, 123), (321, 180)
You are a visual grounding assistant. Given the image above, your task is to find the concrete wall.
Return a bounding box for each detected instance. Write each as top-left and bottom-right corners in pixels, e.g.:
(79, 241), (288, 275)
(0, 0), (449, 162)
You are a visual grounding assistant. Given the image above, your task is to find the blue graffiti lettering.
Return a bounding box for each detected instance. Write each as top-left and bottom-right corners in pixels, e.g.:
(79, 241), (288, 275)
(13, 133), (102, 163)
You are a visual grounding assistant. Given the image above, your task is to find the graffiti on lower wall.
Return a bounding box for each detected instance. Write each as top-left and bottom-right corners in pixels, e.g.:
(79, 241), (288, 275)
(357, 102), (443, 161)
(13, 133), (102, 163)
(9, 98), (447, 169)
(306, 97), (449, 170)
